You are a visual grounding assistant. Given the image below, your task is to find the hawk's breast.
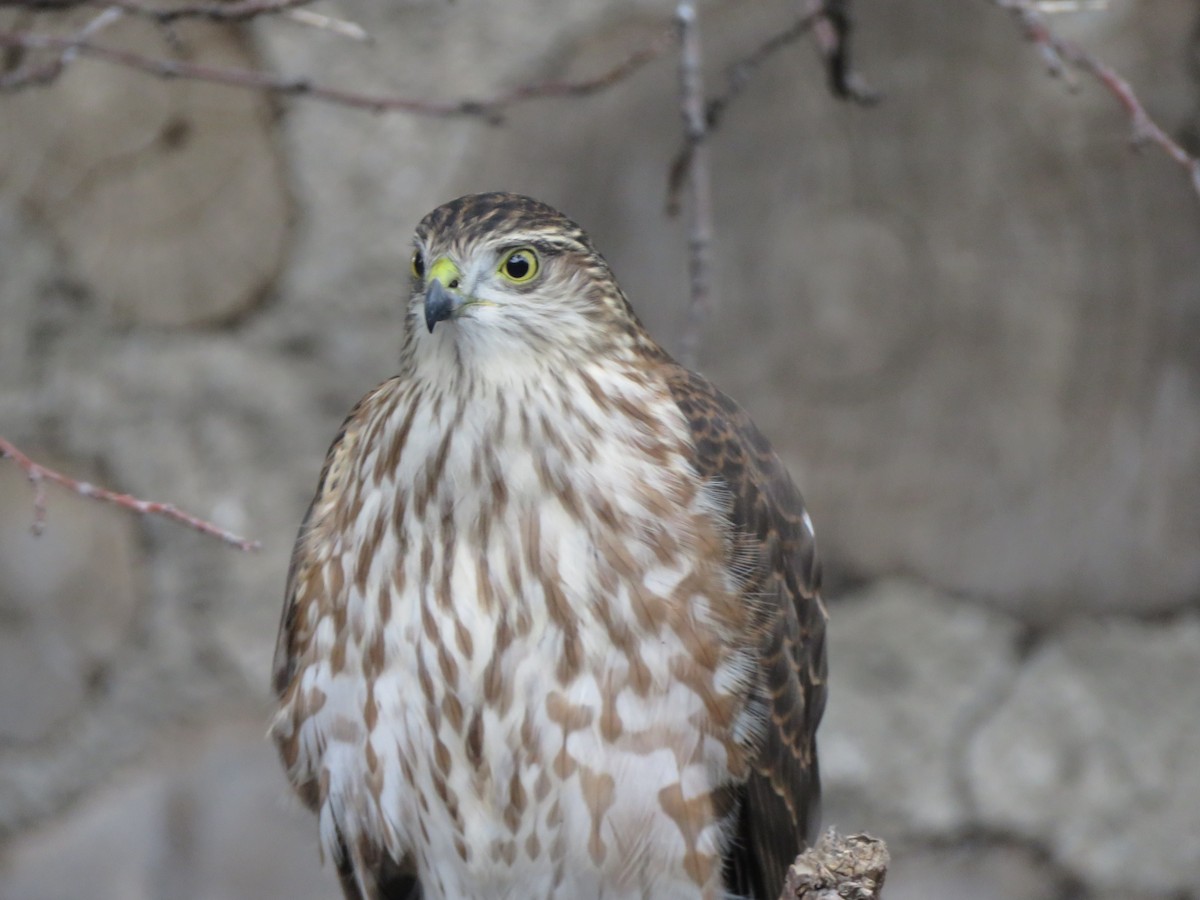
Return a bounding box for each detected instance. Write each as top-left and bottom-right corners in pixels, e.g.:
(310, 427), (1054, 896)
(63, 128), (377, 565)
(273, 363), (762, 899)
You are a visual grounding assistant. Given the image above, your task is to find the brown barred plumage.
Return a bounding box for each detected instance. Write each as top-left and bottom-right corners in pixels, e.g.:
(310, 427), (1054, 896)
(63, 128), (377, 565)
(272, 193), (827, 900)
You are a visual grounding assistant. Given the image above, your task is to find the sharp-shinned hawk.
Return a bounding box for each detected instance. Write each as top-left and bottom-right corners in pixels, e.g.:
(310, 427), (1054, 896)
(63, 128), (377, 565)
(272, 193), (828, 900)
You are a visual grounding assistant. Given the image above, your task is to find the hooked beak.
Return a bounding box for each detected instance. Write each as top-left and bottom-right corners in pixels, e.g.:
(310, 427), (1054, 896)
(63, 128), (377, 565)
(423, 256), (466, 333)
(424, 279), (459, 333)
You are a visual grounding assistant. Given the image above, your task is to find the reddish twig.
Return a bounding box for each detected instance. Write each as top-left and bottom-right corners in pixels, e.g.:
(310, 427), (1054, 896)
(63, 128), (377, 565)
(0, 436), (261, 551)
(675, 0), (716, 369)
(0, 24), (676, 121)
(993, 0), (1200, 198)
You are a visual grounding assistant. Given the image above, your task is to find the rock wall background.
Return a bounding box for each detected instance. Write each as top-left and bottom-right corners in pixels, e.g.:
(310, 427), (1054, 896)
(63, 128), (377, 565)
(1, 1), (1198, 897)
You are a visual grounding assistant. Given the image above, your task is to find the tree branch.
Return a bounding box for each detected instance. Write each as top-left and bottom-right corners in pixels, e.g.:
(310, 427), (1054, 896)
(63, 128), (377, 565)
(992, 0), (1200, 198)
(0, 3), (123, 88)
(0, 437), (261, 551)
(675, 0), (716, 369)
(0, 0), (316, 23)
(666, 9), (820, 216)
(0, 22), (676, 121)
(665, 0), (877, 216)
(666, 0), (878, 361)
(808, 0), (880, 104)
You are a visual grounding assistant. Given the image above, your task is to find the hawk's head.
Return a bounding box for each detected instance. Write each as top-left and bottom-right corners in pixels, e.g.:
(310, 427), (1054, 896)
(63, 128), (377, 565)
(407, 193), (650, 366)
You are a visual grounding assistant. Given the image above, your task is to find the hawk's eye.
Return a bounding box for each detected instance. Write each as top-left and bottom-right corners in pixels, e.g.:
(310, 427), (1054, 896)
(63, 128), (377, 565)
(499, 247), (538, 283)
(411, 250), (425, 279)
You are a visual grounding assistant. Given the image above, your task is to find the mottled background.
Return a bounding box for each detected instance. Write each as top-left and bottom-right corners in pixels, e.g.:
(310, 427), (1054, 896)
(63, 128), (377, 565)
(1, 1), (1198, 898)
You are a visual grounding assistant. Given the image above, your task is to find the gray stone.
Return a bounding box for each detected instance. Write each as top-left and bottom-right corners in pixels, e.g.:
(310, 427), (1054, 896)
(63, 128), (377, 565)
(882, 842), (1064, 900)
(0, 715), (336, 900)
(967, 616), (1200, 895)
(1087, 889), (1189, 900)
(37, 336), (333, 693)
(0, 205), (59, 389)
(0, 636), (239, 837)
(820, 580), (1021, 838)
(0, 19), (289, 326)
(0, 455), (139, 745)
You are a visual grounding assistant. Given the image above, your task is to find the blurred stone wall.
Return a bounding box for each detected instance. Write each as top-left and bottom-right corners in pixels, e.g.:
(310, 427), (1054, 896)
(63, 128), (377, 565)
(1, 1), (1198, 898)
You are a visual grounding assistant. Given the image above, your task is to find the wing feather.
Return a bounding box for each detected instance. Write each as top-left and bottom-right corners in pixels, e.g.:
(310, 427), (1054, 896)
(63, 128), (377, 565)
(272, 383), (422, 900)
(663, 366), (828, 900)
(272, 409), (357, 700)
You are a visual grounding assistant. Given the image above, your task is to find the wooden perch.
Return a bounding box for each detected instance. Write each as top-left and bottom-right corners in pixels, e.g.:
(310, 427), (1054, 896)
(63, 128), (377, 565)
(780, 829), (890, 900)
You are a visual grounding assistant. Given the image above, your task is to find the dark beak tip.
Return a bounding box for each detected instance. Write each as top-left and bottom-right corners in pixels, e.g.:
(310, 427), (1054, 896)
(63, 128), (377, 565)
(424, 280), (455, 333)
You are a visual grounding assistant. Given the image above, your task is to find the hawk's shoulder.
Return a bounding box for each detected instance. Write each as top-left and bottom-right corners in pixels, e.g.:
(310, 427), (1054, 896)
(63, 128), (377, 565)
(273, 377), (401, 699)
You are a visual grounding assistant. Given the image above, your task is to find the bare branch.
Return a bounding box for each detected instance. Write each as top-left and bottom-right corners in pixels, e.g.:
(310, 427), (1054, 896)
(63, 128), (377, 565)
(57, 3), (121, 62)
(0, 0), (316, 24)
(665, 0), (876, 216)
(665, 1), (875, 359)
(0, 3), (124, 88)
(491, 26), (678, 106)
(0, 23), (675, 122)
(0, 436), (261, 551)
(992, 0), (1200, 198)
(283, 7), (368, 42)
(666, 9), (820, 215)
(675, 0), (716, 370)
(808, 0), (880, 104)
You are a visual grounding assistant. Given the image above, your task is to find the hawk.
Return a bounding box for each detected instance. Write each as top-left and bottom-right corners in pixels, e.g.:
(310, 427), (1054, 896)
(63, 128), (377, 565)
(272, 193), (827, 900)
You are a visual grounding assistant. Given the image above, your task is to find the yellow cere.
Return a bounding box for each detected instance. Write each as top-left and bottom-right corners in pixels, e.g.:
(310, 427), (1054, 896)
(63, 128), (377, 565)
(428, 257), (463, 288)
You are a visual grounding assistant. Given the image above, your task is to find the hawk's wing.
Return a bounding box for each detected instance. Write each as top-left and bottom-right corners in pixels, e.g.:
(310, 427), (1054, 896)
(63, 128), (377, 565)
(271, 385), (424, 900)
(272, 397), (363, 702)
(664, 367), (828, 900)
(273, 377), (405, 701)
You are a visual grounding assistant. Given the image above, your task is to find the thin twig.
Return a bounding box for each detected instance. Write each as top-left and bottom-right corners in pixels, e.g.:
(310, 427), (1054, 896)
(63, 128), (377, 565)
(0, 3), (123, 88)
(0, 436), (261, 551)
(0, 24), (676, 121)
(992, 0), (1200, 198)
(667, 9), (820, 214)
(1034, 0), (1108, 10)
(676, 0), (716, 369)
(0, 0), (316, 23)
(283, 7), (368, 42)
(58, 3), (120, 65)
(665, 0), (877, 215)
(492, 26), (677, 105)
(808, 0), (879, 104)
